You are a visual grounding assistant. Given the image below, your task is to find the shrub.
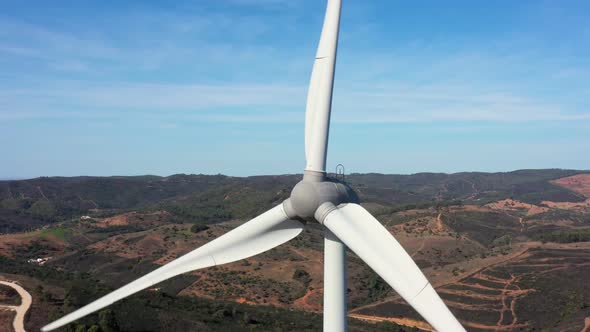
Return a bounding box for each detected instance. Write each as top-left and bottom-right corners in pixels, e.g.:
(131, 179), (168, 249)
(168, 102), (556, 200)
(292, 269), (311, 286)
(190, 224), (210, 233)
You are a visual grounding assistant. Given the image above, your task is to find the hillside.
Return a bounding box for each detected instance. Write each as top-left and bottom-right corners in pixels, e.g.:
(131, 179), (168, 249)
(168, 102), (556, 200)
(1, 169), (590, 331)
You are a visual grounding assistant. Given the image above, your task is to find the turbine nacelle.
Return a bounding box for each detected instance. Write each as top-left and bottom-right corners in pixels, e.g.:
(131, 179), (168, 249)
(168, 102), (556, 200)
(284, 172), (358, 219)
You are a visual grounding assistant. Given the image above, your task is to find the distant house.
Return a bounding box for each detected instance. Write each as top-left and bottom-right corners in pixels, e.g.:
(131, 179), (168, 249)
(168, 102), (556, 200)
(27, 257), (50, 265)
(80, 216), (92, 220)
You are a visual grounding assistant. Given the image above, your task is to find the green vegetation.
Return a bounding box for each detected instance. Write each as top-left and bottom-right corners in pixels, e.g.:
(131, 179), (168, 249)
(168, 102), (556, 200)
(0, 284), (20, 305)
(190, 224), (210, 233)
(492, 234), (512, 247)
(348, 169), (585, 205)
(515, 251), (590, 329)
(292, 269), (311, 287)
(15, 239), (56, 258)
(29, 200), (57, 220)
(41, 227), (71, 240)
(0, 255), (412, 331)
(74, 325), (87, 332)
(366, 271), (390, 304)
(0, 198), (21, 210)
(1, 170), (586, 234)
(374, 203), (435, 217)
(88, 225), (145, 234)
(525, 209), (590, 224)
(533, 229), (590, 243)
(164, 184), (290, 225)
(99, 309), (119, 332)
(443, 211), (520, 247)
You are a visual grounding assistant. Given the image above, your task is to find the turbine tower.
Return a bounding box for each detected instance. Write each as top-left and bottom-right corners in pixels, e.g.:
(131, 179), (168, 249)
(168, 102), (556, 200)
(43, 1), (465, 331)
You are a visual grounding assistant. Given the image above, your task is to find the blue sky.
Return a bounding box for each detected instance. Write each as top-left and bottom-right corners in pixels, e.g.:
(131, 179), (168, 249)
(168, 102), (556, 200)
(1, 0), (589, 178)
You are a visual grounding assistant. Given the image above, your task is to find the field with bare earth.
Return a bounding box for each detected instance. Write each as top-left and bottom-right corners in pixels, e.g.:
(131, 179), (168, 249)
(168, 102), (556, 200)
(485, 198), (549, 216)
(551, 174), (590, 198)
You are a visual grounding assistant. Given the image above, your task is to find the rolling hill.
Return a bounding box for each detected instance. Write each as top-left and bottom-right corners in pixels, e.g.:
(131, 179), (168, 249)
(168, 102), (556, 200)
(1, 169), (589, 331)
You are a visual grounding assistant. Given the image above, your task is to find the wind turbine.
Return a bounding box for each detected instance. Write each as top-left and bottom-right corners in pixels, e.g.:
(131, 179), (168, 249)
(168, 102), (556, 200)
(43, 0), (465, 331)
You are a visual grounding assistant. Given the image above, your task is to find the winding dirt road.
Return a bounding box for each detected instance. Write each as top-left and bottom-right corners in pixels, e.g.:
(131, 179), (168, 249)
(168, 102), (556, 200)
(0, 280), (32, 332)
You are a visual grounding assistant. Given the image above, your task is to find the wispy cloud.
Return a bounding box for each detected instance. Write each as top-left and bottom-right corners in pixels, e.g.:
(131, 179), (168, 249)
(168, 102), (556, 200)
(1, 78), (587, 124)
(0, 10), (311, 78)
(226, 0), (302, 8)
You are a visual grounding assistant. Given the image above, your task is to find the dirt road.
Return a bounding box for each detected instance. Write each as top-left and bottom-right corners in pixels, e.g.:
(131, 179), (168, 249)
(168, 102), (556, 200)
(0, 280), (32, 332)
(349, 313), (434, 331)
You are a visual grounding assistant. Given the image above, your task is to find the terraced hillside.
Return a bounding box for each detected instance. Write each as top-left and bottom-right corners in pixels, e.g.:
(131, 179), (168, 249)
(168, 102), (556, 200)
(352, 243), (590, 331)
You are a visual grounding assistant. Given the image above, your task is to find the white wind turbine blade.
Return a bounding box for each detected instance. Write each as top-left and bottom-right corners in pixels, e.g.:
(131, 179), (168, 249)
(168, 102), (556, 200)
(322, 203), (466, 332)
(42, 203), (303, 332)
(305, 0), (341, 173)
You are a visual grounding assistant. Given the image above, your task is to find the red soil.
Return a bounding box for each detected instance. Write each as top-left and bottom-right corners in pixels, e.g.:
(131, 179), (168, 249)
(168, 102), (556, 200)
(485, 199), (549, 216)
(551, 174), (590, 198)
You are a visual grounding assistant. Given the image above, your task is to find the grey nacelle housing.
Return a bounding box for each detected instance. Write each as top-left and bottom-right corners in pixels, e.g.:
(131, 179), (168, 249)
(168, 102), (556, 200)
(284, 177), (358, 219)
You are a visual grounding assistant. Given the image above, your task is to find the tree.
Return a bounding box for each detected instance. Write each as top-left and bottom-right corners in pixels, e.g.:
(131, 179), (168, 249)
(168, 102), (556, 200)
(292, 269), (311, 287)
(29, 200), (57, 220)
(64, 281), (96, 308)
(87, 326), (100, 332)
(74, 324), (87, 332)
(190, 224), (209, 233)
(99, 309), (119, 332)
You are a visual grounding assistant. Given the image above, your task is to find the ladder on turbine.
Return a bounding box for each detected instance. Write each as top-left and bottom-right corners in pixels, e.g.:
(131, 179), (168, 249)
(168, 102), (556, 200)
(333, 164), (345, 182)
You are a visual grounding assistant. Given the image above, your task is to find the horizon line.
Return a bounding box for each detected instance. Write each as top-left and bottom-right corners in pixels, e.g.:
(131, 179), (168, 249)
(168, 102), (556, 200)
(1, 167), (588, 181)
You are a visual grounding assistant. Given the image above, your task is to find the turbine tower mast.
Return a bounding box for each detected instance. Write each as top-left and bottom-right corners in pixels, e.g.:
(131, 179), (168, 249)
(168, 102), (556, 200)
(304, 1), (347, 330)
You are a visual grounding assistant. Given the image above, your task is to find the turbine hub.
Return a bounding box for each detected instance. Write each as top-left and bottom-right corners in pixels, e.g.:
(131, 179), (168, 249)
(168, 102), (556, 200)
(284, 171), (358, 220)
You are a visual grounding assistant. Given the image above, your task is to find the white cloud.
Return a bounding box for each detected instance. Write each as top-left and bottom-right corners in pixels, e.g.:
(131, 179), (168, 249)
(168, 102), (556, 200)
(0, 4), (588, 126)
(1, 78), (587, 124)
